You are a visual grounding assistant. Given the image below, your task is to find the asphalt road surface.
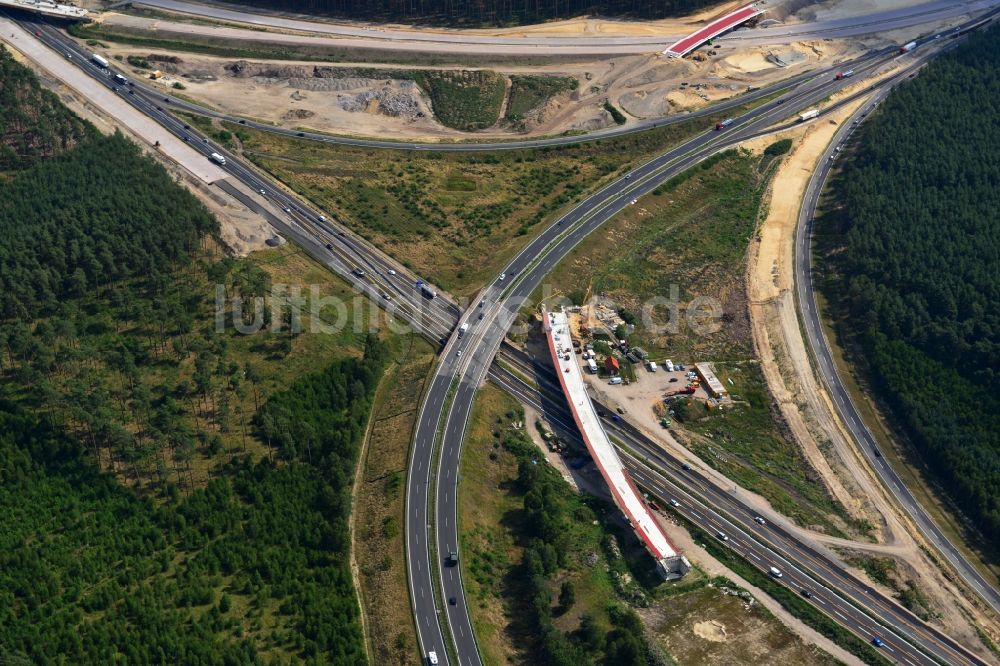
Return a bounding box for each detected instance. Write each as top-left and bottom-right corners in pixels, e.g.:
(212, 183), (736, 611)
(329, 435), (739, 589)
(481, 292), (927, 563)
(488, 354), (988, 666)
(15, 11), (999, 664)
(794, 69), (1000, 617)
(408, 38), (967, 665)
(131, 0), (1000, 55)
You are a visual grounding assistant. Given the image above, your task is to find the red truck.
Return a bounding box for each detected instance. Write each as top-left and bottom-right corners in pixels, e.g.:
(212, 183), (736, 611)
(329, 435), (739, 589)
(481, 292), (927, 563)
(835, 69), (854, 80)
(715, 118), (734, 131)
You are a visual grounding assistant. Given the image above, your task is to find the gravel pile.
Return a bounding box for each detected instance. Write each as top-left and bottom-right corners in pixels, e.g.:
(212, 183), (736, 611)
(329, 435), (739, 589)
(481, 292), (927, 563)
(339, 84), (421, 119)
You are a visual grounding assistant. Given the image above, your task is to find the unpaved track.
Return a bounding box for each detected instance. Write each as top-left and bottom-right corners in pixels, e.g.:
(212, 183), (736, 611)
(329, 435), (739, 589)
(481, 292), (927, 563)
(743, 90), (1000, 655)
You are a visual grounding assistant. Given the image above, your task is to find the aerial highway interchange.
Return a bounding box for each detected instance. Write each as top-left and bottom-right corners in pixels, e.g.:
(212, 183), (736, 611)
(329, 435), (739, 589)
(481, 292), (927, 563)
(4, 3), (999, 664)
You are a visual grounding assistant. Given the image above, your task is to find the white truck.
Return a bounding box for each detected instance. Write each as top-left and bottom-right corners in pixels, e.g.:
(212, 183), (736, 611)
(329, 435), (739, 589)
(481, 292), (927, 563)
(648, 361), (658, 372)
(458, 323), (469, 338)
(210, 152), (227, 166)
(91, 53), (109, 68)
(798, 109), (820, 122)
(665, 359), (675, 372)
(586, 358), (598, 373)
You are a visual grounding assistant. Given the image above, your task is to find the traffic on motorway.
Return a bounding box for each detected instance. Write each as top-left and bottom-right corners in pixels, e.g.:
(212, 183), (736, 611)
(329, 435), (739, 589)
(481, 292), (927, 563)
(10, 9), (998, 665)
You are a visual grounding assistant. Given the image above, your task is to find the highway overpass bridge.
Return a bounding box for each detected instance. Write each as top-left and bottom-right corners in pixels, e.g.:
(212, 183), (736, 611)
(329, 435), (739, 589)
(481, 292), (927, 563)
(0, 0), (87, 20)
(543, 307), (690, 579)
(664, 3), (762, 57)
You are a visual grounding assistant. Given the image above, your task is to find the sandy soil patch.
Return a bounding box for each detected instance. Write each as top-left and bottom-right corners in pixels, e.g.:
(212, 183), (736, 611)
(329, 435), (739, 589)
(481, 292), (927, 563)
(93, 20), (869, 141)
(651, 511), (864, 665)
(741, 80), (1000, 657)
(693, 619), (728, 642)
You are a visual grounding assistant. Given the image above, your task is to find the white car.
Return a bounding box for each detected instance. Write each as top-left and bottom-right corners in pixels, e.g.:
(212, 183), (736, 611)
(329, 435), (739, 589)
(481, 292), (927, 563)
(283, 207), (291, 213)
(388, 269), (397, 276)
(669, 499), (680, 508)
(754, 516), (766, 526)
(456, 350), (463, 358)
(318, 214), (327, 222)
(498, 273), (506, 282)
(630, 199), (637, 205)
(259, 189), (266, 196)
(427, 651), (439, 665)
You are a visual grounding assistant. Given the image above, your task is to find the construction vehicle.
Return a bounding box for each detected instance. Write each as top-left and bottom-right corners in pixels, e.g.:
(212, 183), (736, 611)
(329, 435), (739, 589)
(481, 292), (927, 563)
(835, 69), (854, 80)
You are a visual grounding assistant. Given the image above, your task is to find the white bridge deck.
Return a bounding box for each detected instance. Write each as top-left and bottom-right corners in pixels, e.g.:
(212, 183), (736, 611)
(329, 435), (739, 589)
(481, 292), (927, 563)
(0, 0), (88, 19)
(543, 307), (682, 573)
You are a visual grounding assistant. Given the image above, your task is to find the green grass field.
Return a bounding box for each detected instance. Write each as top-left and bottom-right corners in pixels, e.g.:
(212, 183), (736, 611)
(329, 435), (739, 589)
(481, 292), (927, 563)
(506, 75), (577, 122)
(537, 147), (858, 537)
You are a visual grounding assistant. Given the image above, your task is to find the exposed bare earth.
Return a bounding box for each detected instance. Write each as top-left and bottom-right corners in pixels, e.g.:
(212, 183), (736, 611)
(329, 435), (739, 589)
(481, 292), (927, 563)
(742, 89), (1000, 658)
(2, 22), (273, 256)
(92, 25), (868, 141)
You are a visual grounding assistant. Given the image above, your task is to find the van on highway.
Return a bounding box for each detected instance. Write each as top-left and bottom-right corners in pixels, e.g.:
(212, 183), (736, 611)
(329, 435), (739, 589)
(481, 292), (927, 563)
(769, 567), (783, 578)
(427, 651), (439, 665)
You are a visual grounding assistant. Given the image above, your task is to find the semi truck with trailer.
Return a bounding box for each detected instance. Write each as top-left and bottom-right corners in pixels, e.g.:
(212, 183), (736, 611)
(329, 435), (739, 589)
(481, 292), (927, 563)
(900, 41), (917, 53)
(798, 109), (820, 122)
(210, 152), (227, 166)
(834, 69), (854, 80)
(715, 118), (734, 131)
(91, 53), (109, 68)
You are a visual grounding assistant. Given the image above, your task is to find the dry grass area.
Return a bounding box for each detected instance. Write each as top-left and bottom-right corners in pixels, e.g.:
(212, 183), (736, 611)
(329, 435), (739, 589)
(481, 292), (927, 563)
(643, 576), (842, 666)
(353, 335), (436, 664)
(537, 149), (771, 363)
(458, 386), (525, 664)
(535, 148), (860, 536)
(230, 119), (704, 294)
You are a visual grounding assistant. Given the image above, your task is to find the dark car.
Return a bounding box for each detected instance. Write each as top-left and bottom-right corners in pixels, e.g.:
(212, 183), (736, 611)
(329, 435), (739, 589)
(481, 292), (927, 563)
(446, 552), (458, 567)
(448, 597), (457, 606)
(682, 463), (692, 471)
(238, 119), (246, 124)
(297, 132), (305, 137)
(801, 589), (812, 598)
(325, 243), (333, 250)
(184, 124), (190, 129)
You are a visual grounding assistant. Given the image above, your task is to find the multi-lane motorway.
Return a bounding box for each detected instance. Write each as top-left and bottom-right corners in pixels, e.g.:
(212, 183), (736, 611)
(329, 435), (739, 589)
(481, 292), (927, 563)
(405, 35), (993, 665)
(794, 67), (1000, 618)
(488, 351), (988, 666)
(111, 0), (1000, 56)
(10, 11), (1000, 665)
